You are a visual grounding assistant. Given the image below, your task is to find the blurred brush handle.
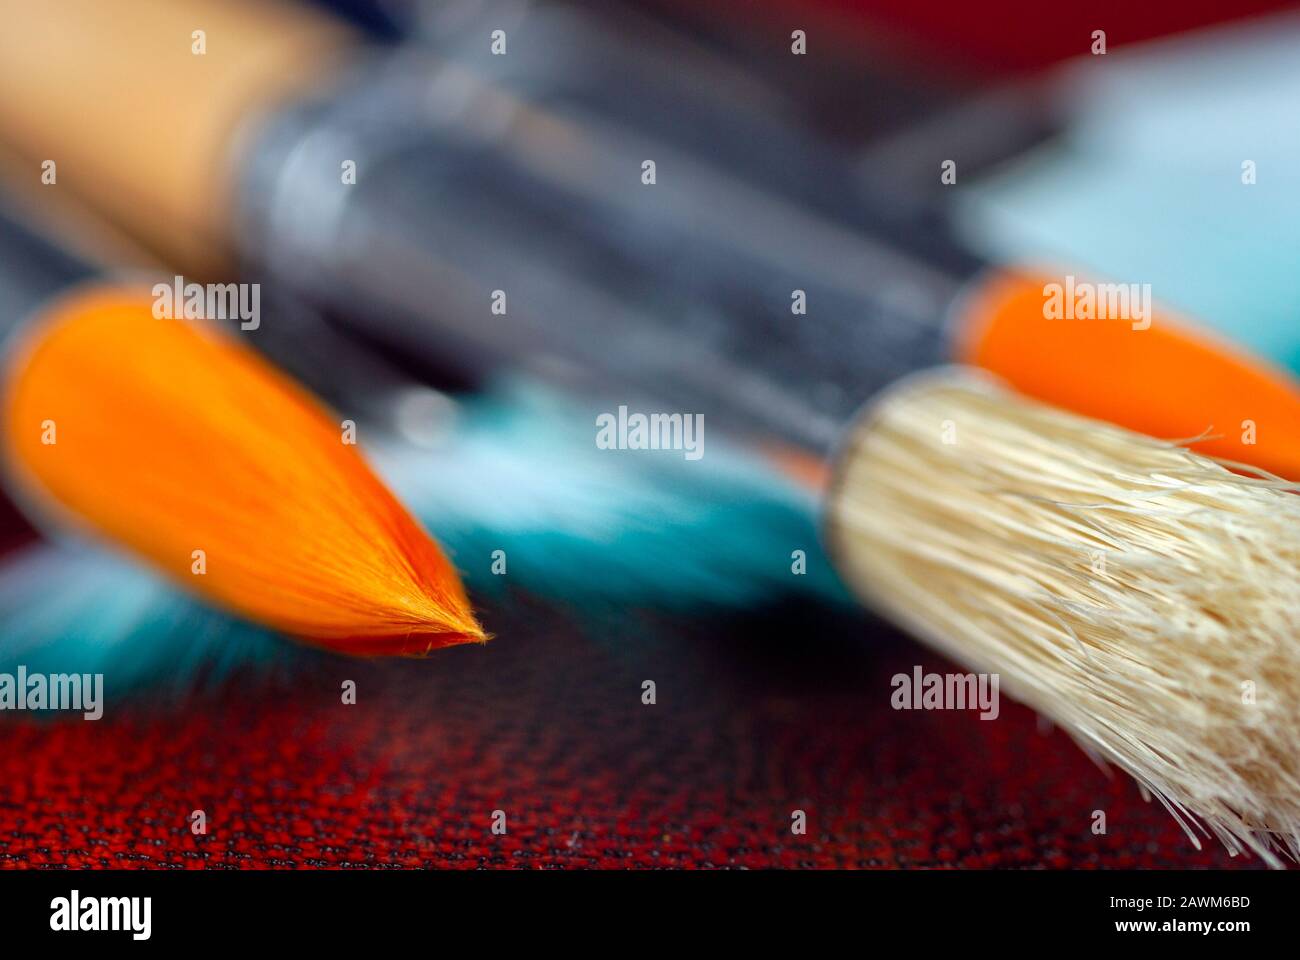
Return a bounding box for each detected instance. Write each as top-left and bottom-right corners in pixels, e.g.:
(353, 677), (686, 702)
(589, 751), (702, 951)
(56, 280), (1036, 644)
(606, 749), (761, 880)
(238, 51), (959, 454)
(0, 210), (97, 342)
(0, 204), (456, 464)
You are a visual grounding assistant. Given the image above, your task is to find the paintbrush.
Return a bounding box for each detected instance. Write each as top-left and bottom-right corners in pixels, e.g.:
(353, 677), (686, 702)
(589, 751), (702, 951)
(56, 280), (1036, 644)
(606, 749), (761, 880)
(363, 0), (988, 227)
(0, 208), (492, 656)
(826, 368), (1300, 867)
(0, 279), (488, 656)
(0, 201), (842, 671)
(2, 0), (1298, 479)
(384, 0), (1300, 460)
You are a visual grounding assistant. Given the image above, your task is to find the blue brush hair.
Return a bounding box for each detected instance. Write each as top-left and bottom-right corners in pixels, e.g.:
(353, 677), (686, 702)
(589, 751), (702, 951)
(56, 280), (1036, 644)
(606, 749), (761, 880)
(954, 14), (1300, 375)
(370, 380), (847, 610)
(0, 381), (847, 691)
(0, 541), (295, 700)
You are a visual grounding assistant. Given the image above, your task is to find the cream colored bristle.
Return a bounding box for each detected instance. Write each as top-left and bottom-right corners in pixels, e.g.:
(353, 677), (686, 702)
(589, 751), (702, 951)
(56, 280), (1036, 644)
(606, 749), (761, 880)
(826, 367), (1300, 867)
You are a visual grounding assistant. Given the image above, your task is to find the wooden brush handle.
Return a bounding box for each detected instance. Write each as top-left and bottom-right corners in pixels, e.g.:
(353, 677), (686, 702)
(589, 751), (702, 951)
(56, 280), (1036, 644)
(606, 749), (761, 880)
(0, 0), (356, 276)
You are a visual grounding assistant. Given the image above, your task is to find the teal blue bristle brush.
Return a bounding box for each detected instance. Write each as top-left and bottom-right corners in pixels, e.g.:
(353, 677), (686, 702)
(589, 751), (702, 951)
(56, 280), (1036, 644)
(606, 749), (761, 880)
(371, 379), (840, 610)
(0, 541), (289, 696)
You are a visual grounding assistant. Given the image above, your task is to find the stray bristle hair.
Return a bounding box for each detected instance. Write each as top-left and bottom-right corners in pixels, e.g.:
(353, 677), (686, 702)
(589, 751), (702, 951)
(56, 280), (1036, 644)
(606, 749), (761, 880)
(827, 367), (1300, 866)
(2, 285), (485, 655)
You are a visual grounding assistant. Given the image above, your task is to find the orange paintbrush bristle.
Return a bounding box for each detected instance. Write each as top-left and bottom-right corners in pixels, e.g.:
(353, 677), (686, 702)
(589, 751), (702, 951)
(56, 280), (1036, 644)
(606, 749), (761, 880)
(1, 284), (486, 656)
(955, 270), (1300, 481)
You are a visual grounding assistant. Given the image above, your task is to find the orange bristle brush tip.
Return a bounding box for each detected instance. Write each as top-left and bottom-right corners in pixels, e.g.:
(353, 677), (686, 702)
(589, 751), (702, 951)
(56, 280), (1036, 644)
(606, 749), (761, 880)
(956, 270), (1300, 482)
(1, 285), (486, 656)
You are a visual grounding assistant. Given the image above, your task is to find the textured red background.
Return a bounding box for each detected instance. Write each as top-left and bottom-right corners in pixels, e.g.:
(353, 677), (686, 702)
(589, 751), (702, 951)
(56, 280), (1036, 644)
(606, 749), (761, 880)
(0, 596), (1261, 869)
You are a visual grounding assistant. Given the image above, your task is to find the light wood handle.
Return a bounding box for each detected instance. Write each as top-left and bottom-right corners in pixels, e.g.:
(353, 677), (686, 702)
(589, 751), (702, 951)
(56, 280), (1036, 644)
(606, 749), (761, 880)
(0, 0), (356, 276)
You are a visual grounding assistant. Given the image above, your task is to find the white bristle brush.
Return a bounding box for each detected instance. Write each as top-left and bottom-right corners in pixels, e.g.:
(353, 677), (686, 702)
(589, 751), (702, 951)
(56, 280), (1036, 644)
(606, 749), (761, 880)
(826, 368), (1300, 867)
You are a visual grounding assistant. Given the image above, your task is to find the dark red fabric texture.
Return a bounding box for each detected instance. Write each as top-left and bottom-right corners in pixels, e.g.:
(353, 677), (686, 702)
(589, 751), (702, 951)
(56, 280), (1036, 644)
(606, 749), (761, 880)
(0, 598), (1262, 869)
